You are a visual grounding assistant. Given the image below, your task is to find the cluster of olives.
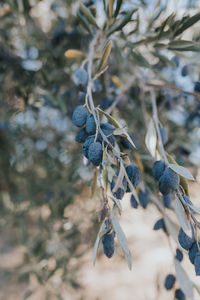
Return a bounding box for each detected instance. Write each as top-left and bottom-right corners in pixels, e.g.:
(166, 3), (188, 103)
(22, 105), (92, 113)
(152, 158), (200, 275)
(163, 249), (185, 299)
(72, 68), (116, 166)
(152, 160), (180, 208)
(178, 225), (200, 276)
(164, 272), (185, 300)
(72, 104), (116, 166)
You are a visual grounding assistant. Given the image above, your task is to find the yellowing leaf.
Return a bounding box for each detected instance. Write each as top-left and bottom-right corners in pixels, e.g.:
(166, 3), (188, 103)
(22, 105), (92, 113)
(111, 75), (124, 88)
(98, 40), (112, 71)
(80, 3), (99, 29)
(64, 49), (84, 59)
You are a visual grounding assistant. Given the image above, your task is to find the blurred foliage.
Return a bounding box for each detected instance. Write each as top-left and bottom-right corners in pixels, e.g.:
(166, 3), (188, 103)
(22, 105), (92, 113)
(1, 0), (200, 299)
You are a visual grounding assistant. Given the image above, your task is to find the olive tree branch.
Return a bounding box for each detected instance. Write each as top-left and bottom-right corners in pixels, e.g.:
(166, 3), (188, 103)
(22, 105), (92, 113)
(150, 88), (200, 230)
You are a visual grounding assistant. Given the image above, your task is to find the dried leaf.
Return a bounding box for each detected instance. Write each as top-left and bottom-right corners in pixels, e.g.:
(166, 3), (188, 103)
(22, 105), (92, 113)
(169, 164), (194, 181)
(80, 3), (99, 29)
(174, 259), (194, 299)
(64, 49), (84, 59)
(98, 40), (112, 71)
(98, 205), (108, 222)
(110, 210), (132, 270)
(175, 195), (192, 237)
(145, 119), (157, 158)
(93, 222), (105, 266)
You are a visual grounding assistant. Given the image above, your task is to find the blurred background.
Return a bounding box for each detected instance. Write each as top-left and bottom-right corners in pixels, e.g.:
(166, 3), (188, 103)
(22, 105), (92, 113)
(0, 0), (200, 299)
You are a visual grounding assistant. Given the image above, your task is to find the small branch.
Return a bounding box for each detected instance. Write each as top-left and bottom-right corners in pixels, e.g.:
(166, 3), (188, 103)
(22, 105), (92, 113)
(147, 81), (200, 102)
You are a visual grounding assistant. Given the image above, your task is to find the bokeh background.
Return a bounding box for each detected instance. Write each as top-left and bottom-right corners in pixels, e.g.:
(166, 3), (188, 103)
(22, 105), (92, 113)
(0, 0), (200, 299)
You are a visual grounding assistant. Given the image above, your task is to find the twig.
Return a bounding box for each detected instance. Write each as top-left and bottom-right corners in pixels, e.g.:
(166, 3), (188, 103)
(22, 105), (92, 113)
(147, 81), (200, 102)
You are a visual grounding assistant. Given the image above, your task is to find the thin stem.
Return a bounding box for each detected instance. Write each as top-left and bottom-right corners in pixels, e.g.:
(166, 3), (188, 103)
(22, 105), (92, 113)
(150, 88), (200, 230)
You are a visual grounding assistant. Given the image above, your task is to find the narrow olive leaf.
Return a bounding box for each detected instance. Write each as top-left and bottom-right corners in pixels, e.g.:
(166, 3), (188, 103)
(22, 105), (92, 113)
(93, 222), (106, 266)
(152, 51), (176, 67)
(77, 10), (93, 35)
(107, 8), (138, 36)
(174, 13), (200, 36)
(109, 194), (122, 211)
(168, 40), (200, 51)
(148, 6), (165, 29)
(124, 168), (140, 203)
(153, 43), (168, 50)
(98, 40), (112, 71)
(174, 259), (194, 300)
(163, 215), (179, 242)
(174, 195), (192, 238)
(124, 132), (136, 149)
(110, 210), (132, 270)
(132, 51), (151, 68)
(80, 3), (99, 29)
(145, 119), (157, 158)
(64, 49), (84, 59)
(97, 107), (121, 128)
(157, 13), (175, 38)
(91, 169), (97, 198)
(169, 164), (195, 181)
(112, 160), (125, 193)
(114, 0), (123, 17)
(108, 0), (114, 18)
(111, 75), (124, 88)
